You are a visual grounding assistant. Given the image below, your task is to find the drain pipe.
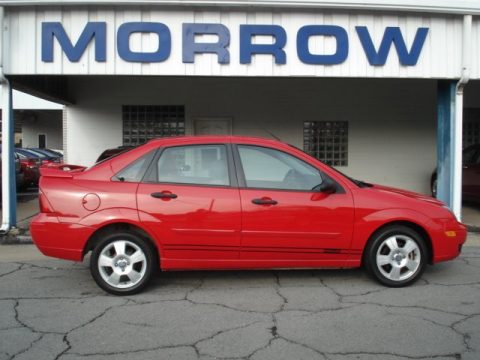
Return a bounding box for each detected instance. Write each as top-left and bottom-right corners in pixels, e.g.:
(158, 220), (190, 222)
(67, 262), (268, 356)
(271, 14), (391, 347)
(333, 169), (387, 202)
(0, 6), (14, 233)
(452, 14), (472, 221)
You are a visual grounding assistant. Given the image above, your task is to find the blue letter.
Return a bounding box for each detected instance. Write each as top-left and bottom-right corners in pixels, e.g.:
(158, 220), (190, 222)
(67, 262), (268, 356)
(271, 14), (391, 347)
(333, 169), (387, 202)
(356, 26), (429, 66)
(183, 23), (230, 64)
(297, 25), (348, 65)
(117, 22), (171, 62)
(42, 22), (106, 62)
(240, 25), (287, 64)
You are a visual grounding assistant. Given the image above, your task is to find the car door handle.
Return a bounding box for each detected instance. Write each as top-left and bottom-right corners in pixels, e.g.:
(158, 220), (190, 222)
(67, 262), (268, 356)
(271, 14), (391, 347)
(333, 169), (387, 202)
(151, 192), (178, 199)
(252, 198), (278, 205)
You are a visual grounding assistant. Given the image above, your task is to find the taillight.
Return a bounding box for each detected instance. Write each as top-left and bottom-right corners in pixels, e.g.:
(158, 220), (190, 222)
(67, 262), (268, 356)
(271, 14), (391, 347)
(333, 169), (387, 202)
(39, 189), (54, 213)
(26, 159), (37, 169)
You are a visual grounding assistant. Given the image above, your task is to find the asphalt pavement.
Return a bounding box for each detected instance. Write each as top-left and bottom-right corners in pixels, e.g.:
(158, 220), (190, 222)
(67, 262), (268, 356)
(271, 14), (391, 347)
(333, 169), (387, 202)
(1, 242), (480, 360)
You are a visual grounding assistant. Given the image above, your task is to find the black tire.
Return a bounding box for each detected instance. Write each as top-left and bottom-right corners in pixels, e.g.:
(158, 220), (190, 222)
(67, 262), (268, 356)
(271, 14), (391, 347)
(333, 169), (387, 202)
(90, 232), (156, 295)
(363, 225), (427, 287)
(431, 174), (437, 198)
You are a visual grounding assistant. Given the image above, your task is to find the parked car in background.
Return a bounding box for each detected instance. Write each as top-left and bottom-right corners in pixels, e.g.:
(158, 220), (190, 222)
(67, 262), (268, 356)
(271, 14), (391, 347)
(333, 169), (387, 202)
(431, 144), (480, 203)
(31, 136), (466, 295)
(24, 148), (62, 166)
(96, 146), (135, 163)
(28, 148), (63, 163)
(15, 150), (41, 189)
(0, 152), (25, 193)
(49, 149), (64, 156)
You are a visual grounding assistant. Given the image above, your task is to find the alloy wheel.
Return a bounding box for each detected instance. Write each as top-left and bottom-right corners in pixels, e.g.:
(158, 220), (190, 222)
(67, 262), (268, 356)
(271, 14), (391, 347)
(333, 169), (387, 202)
(375, 235), (421, 282)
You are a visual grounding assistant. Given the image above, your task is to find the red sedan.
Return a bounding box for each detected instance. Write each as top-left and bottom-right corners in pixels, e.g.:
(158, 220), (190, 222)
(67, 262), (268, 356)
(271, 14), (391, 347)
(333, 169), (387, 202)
(30, 136), (466, 295)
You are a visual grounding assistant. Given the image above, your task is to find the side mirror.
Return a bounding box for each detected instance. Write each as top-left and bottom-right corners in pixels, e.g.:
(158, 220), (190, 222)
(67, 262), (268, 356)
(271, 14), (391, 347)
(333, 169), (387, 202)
(317, 178), (336, 194)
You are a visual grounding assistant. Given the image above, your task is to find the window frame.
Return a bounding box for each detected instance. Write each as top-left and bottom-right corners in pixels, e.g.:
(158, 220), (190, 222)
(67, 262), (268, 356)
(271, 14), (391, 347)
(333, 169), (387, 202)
(143, 143), (238, 188)
(232, 144), (343, 193)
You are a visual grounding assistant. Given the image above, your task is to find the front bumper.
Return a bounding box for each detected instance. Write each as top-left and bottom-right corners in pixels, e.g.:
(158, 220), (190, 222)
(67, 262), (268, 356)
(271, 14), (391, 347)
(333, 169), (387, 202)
(30, 213), (94, 261)
(432, 219), (467, 263)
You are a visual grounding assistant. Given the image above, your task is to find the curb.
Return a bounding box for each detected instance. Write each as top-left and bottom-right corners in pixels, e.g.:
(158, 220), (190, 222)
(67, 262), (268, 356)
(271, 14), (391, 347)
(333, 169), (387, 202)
(0, 235), (33, 245)
(467, 225), (480, 233)
(0, 228), (33, 245)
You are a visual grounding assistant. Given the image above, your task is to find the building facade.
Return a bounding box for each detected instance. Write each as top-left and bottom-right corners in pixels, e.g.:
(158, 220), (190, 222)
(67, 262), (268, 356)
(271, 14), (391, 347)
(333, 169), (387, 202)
(1, 0), (480, 228)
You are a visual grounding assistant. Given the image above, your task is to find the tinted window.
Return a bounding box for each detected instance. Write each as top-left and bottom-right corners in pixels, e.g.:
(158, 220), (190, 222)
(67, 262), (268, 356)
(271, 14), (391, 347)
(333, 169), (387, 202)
(463, 147), (479, 165)
(114, 150), (156, 182)
(154, 145), (229, 186)
(238, 145), (322, 191)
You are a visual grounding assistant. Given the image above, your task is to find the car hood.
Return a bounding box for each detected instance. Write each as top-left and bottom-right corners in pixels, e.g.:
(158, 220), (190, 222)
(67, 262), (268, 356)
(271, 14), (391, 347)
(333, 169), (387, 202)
(371, 184), (444, 206)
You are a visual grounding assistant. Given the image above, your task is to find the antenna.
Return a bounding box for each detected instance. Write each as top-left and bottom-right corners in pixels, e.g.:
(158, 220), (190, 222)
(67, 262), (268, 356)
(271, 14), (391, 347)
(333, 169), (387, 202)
(262, 128), (282, 141)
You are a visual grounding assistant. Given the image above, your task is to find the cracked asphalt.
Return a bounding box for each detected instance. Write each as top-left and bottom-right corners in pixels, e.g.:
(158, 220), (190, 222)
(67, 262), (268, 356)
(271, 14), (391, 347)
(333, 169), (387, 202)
(1, 244), (480, 360)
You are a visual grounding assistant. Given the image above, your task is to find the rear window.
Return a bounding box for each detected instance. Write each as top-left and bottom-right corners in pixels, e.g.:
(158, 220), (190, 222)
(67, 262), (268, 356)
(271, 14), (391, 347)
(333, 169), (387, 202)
(113, 150), (156, 182)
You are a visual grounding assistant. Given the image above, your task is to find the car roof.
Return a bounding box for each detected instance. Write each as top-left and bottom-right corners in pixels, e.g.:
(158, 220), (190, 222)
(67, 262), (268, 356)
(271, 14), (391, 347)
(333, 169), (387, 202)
(147, 135), (285, 147)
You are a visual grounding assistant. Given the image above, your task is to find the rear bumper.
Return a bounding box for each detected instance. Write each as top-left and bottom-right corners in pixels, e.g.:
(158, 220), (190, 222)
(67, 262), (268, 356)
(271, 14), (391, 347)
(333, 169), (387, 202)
(432, 219), (467, 263)
(30, 214), (94, 261)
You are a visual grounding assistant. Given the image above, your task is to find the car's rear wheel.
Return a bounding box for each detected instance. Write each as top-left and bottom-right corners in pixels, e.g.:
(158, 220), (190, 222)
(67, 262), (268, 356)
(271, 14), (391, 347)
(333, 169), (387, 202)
(364, 225), (427, 287)
(90, 232), (155, 295)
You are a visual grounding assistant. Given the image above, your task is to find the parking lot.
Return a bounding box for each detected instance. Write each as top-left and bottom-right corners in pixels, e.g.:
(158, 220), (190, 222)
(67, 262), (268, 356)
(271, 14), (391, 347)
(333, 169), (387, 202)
(1, 240), (480, 360)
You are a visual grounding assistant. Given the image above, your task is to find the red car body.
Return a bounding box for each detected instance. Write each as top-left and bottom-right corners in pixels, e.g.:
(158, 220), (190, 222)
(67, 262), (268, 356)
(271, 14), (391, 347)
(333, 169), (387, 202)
(30, 136), (466, 288)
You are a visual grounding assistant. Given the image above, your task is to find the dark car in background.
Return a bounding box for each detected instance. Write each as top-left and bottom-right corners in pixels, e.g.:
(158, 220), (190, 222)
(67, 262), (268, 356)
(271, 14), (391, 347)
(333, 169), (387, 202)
(431, 144), (480, 203)
(96, 146), (134, 163)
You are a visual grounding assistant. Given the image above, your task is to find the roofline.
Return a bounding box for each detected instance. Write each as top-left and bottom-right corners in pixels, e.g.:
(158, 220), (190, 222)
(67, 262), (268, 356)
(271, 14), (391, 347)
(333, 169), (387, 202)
(1, 0), (480, 16)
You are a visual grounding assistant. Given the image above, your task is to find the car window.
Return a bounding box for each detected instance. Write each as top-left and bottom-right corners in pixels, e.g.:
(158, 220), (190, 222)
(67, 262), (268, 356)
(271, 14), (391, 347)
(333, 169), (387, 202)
(154, 145), (229, 186)
(237, 145), (322, 191)
(473, 148), (480, 165)
(114, 150), (156, 183)
(463, 147), (478, 165)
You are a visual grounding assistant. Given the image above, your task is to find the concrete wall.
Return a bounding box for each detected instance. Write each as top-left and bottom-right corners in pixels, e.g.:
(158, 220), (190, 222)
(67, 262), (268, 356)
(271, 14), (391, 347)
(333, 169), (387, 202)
(21, 110), (63, 149)
(66, 76), (437, 194)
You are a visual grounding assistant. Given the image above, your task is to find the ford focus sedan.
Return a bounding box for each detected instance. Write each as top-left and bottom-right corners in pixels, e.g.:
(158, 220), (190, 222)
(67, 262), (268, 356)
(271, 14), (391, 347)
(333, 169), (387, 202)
(30, 136), (466, 295)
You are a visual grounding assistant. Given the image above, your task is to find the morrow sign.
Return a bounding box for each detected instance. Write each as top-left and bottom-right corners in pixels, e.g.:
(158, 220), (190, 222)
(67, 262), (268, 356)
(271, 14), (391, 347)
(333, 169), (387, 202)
(42, 22), (429, 66)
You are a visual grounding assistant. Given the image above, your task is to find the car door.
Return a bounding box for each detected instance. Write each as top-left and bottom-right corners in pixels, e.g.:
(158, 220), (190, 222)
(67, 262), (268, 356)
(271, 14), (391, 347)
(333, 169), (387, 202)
(234, 144), (354, 261)
(463, 146), (480, 202)
(136, 143), (241, 263)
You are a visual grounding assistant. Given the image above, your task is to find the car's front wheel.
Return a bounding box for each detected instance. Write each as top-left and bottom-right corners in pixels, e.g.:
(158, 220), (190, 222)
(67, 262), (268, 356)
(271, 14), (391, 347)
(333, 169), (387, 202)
(90, 232), (156, 295)
(364, 225), (427, 287)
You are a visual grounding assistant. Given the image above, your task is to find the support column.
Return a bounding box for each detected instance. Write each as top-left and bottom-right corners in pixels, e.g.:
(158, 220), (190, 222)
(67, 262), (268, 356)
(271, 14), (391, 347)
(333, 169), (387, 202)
(437, 80), (463, 220)
(436, 81), (455, 207)
(1, 79), (17, 231)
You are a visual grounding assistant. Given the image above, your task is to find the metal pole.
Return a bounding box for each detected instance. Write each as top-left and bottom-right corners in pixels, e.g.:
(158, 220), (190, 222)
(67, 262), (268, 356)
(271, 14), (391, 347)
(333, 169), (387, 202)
(0, 6), (16, 232)
(452, 15), (472, 221)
